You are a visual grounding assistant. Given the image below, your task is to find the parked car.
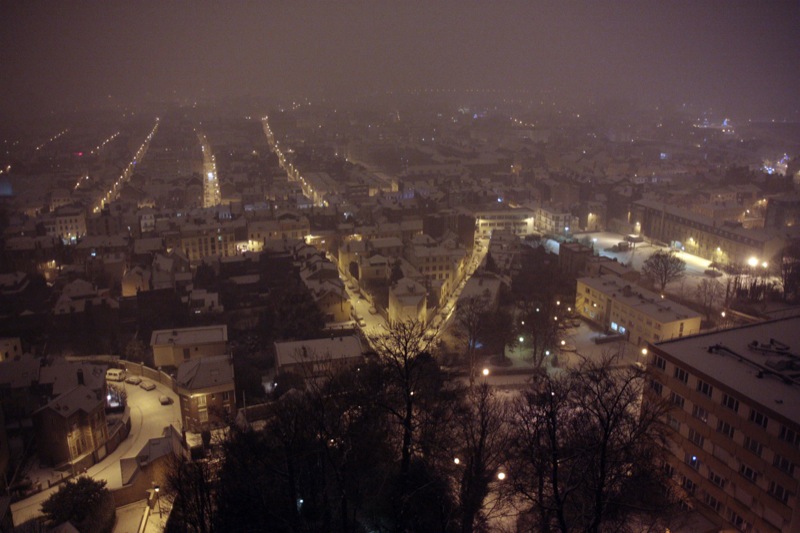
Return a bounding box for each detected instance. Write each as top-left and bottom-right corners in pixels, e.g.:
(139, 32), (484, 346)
(139, 380), (156, 391)
(159, 395), (173, 405)
(106, 369), (126, 382)
(368, 306), (377, 315)
(125, 375), (142, 385)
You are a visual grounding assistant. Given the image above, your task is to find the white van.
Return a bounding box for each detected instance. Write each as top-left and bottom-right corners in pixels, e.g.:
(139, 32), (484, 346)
(106, 368), (126, 382)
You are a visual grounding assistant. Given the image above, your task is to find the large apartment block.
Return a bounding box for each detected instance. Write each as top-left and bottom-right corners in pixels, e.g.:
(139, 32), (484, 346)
(632, 199), (786, 267)
(576, 275), (701, 346)
(645, 318), (800, 532)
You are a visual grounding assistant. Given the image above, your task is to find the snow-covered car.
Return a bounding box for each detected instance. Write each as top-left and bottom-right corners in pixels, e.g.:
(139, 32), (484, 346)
(159, 395), (173, 405)
(139, 380), (156, 391)
(125, 375), (142, 385)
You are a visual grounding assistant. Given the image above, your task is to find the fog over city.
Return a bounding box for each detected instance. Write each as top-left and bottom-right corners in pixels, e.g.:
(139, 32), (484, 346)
(2, 1), (799, 120)
(4, 3), (800, 533)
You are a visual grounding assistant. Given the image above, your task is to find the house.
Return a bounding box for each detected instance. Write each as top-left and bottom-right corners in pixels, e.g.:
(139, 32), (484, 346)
(150, 325), (228, 368)
(274, 336), (364, 378)
(33, 385), (108, 467)
(175, 355), (235, 433)
(388, 277), (427, 325)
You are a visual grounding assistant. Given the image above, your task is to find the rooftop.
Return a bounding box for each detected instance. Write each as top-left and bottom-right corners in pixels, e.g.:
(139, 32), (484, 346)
(653, 316), (800, 425)
(150, 324), (228, 347)
(176, 354), (234, 390)
(275, 336), (363, 370)
(579, 275), (700, 324)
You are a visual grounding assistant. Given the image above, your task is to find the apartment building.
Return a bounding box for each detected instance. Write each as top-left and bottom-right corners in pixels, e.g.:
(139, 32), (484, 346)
(646, 318), (800, 532)
(150, 325), (228, 368)
(534, 204), (577, 237)
(179, 223), (237, 263)
(576, 275), (701, 345)
(474, 208), (535, 239)
(632, 199), (786, 266)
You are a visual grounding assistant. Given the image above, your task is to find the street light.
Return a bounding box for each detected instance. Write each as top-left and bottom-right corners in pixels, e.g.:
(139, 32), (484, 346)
(154, 485), (162, 517)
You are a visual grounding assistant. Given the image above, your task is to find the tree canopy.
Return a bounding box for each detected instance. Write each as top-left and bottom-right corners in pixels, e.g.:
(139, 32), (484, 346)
(642, 250), (686, 291)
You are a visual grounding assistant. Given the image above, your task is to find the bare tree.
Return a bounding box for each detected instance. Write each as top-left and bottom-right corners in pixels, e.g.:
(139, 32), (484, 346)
(696, 278), (724, 320)
(641, 250), (686, 291)
(164, 454), (218, 533)
(778, 243), (800, 301)
(509, 354), (672, 533)
(454, 294), (490, 386)
(451, 383), (511, 533)
(518, 299), (561, 368)
(369, 319), (439, 476)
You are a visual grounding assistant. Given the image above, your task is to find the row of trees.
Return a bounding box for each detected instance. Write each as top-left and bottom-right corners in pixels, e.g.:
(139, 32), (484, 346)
(163, 320), (676, 533)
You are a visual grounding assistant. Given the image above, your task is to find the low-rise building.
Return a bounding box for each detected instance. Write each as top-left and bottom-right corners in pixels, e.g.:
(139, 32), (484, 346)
(33, 385), (108, 467)
(576, 275), (701, 346)
(388, 277), (427, 325)
(645, 318), (800, 532)
(274, 336), (364, 378)
(150, 325), (228, 368)
(175, 355), (235, 433)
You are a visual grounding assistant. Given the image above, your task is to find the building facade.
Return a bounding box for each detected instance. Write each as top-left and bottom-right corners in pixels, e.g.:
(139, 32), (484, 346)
(175, 355), (235, 433)
(576, 275), (701, 346)
(150, 325), (228, 368)
(645, 318), (800, 532)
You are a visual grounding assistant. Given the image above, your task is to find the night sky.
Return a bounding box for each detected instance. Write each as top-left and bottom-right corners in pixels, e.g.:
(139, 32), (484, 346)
(2, 1), (799, 119)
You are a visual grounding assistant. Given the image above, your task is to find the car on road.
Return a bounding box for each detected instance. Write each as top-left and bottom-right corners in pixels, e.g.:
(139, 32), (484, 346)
(159, 395), (173, 405)
(125, 375), (142, 385)
(357, 318), (366, 327)
(139, 380), (156, 391)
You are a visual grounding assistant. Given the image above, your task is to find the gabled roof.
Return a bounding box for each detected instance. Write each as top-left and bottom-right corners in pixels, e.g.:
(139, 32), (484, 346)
(176, 355), (234, 391)
(35, 385), (103, 418)
(39, 359), (106, 396)
(0, 353), (40, 388)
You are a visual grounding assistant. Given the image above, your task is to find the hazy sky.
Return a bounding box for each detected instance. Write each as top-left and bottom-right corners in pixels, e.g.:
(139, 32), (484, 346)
(2, 1), (799, 120)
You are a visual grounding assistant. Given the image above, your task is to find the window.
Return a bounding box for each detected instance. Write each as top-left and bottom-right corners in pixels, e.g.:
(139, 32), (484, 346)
(703, 493), (722, 512)
(768, 481), (790, 505)
(197, 395), (207, 408)
(722, 393), (739, 413)
(696, 380), (713, 397)
(222, 391), (230, 401)
(674, 367), (689, 384)
(199, 409), (209, 422)
(716, 419), (735, 439)
(667, 415), (680, 432)
(183, 347), (190, 360)
(727, 510), (751, 533)
(685, 453), (700, 470)
(773, 453), (795, 476)
(681, 476), (697, 495)
(743, 436), (762, 457)
(778, 425), (800, 448)
(653, 355), (666, 371)
(688, 427), (704, 448)
(739, 463), (757, 483)
(708, 469), (726, 489)
(749, 409), (768, 429)
(649, 380), (663, 395)
(669, 392), (685, 409)
(692, 404), (709, 423)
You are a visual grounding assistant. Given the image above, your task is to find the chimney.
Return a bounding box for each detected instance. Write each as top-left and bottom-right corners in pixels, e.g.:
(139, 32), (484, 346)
(77, 368), (85, 386)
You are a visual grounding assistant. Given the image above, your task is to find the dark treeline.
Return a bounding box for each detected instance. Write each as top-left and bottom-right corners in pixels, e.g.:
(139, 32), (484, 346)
(164, 319), (676, 533)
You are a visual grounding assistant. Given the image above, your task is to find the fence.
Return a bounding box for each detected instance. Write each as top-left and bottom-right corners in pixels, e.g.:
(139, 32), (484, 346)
(123, 362), (177, 392)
